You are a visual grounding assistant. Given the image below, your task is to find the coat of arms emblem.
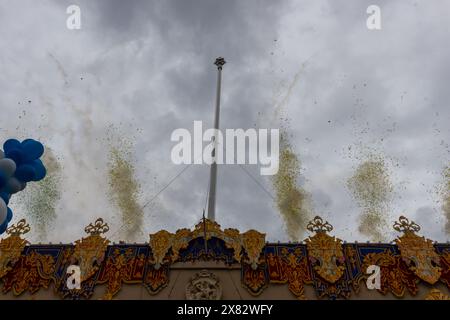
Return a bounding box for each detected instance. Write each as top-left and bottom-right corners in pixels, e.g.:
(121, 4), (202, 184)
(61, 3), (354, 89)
(305, 216), (345, 283)
(394, 216), (441, 284)
(186, 270), (222, 300)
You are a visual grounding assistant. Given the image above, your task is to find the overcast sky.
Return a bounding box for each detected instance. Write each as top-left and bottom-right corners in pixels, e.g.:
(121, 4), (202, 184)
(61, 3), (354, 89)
(0, 0), (449, 243)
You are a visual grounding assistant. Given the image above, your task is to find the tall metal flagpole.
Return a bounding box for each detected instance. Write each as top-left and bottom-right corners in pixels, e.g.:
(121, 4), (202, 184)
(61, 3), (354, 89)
(207, 57), (226, 221)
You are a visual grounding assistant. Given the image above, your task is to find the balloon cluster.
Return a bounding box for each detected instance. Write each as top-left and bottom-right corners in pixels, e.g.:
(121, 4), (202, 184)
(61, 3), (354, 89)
(0, 139), (47, 234)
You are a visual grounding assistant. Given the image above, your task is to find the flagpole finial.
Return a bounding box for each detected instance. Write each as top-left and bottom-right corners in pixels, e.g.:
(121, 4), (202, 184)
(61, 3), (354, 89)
(214, 57), (226, 70)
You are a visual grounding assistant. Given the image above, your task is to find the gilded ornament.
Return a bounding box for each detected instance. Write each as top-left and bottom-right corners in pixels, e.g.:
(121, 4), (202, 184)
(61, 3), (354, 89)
(425, 288), (450, 300)
(240, 230), (266, 270)
(149, 218), (265, 269)
(72, 218), (110, 281)
(2, 251), (55, 295)
(305, 216), (345, 283)
(362, 250), (419, 297)
(394, 216), (441, 284)
(0, 219), (30, 278)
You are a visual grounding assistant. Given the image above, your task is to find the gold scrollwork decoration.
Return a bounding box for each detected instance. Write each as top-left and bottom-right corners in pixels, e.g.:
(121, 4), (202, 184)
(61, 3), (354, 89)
(0, 219), (30, 278)
(425, 288), (450, 300)
(84, 218), (110, 235)
(148, 219), (265, 269)
(240, 230), (266, 270)
(149, 229), (189, 269)
(361, 250), (419, 297)
(72, 218), (110, 282)
(393, 216), (420, 233)
(6, 219), (31, 236)
(2, 251), (55, 295)
(305, 216), (345, 284)
(306, 216), (333, 233)
(393, 216), (441, 285)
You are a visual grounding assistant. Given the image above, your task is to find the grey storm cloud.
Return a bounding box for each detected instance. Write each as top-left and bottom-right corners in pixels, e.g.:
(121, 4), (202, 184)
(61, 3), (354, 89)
(0, 0), (448, 243)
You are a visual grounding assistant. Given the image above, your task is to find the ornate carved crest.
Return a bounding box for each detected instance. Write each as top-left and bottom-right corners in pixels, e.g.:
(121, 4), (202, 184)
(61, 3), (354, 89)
(393, 216), (441, 284)
(242, 262), (268, 296)
(143, 264), (170, 295)
(72, 218), (110, 281)
(240, 230), (266, 270)
(149, 230), (174, 269)
(185, 270), (222, 300)
(0, 219), (30, 278)
(305, 216), (345, 284)
(148, 219), (265, 269)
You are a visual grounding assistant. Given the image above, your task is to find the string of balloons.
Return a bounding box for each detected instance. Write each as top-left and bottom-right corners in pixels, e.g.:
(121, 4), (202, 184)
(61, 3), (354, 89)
(0, 138), (47, 234)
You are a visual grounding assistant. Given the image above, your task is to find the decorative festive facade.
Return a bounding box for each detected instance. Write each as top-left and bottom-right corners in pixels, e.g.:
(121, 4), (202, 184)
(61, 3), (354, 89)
(0, 216), (449, 300)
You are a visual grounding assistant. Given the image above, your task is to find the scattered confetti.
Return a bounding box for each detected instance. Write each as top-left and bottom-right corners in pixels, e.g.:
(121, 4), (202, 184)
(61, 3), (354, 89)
(106, 129), (143, 242)
(272, 132), (312, 241)
(347, 156), (393, 242)
(16, 147), (62, 241)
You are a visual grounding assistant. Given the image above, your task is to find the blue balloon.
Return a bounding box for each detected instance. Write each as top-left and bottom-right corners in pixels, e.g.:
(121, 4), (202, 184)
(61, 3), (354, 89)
(0, 171), (6, 189)
(22, 140), (44, 161)
(6, 177), (24, 194)
(0, 220), (7, 234)
(0, 192), (10, 205)
(6, 207), (12, 223)
(7, 148), (24, 165)
(3, 139), (21, 153)
(31, 159), (46, 181)
(15, 164), (36, 182)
